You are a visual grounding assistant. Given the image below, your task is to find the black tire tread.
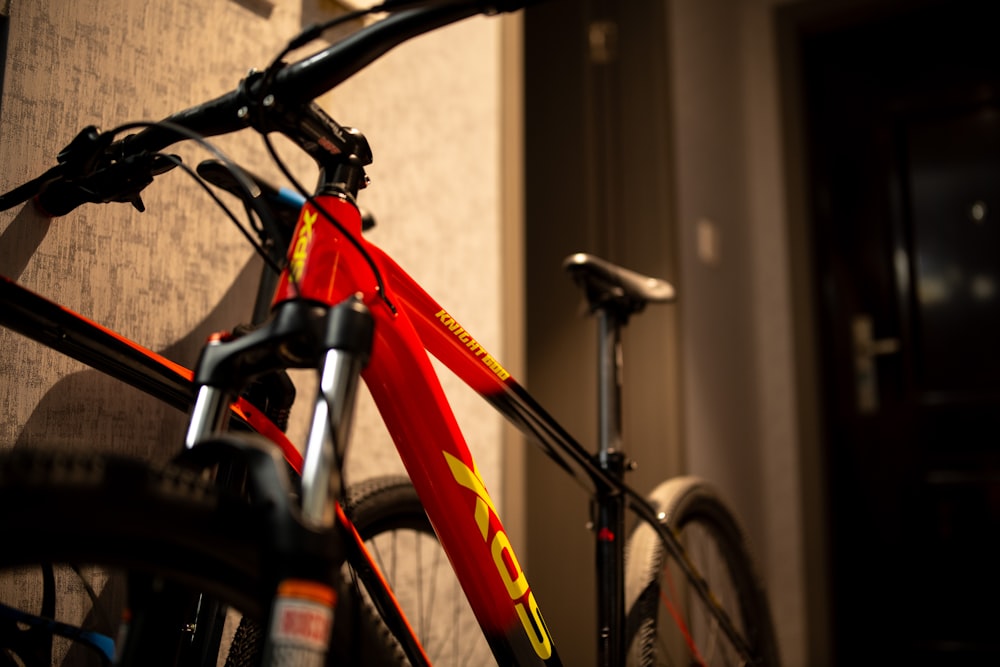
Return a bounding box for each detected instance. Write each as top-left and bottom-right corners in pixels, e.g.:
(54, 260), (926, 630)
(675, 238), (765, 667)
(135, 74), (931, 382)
(0, 447), (267, 617)
(624, 476), (781, 667)
(0, 449), (412, 666)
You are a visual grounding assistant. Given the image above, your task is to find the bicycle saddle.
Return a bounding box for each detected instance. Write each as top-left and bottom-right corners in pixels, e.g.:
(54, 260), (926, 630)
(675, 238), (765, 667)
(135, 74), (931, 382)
(563, 252), (675, 319)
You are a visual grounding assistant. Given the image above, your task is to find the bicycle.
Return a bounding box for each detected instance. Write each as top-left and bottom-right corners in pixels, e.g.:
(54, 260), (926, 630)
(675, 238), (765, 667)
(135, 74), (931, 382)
(0, 1), (780, 665)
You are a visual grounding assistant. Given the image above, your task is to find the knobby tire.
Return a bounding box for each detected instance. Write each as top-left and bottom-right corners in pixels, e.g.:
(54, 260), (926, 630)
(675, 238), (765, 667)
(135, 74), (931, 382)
(624, 477), (780, 667)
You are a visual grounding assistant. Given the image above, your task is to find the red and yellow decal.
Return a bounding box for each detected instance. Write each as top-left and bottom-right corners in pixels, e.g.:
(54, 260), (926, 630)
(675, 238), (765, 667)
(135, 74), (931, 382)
(444, 452), (553, 660)
(288, 208), (319, 284)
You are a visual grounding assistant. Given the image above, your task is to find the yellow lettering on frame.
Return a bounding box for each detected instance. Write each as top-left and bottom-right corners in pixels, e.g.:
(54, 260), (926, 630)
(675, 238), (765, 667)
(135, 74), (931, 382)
(444, 451), (497, 541)
(445, 450), (554, 660)
(491, 530), (528, 600)
(435, 309), (512, 381)
(515, 592), (553, 660)
(288, 209), (319, 284)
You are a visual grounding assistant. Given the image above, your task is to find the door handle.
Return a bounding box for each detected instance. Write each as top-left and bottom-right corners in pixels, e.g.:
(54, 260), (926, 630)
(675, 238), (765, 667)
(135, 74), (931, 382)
(852, 314), (901, 414)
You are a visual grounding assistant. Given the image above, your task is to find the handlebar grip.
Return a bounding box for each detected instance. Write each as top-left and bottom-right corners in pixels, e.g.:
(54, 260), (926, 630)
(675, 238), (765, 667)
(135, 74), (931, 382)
(0, 168), (59, 213)
(32, 153), (177, 218)
(33, 179), (95, 218)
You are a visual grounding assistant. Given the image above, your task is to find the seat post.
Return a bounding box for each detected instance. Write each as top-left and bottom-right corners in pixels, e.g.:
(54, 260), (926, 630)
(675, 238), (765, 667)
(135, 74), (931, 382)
(595, 305), (627, 667)
(561, 251), (675, 666)
(597, 308), (623, 467)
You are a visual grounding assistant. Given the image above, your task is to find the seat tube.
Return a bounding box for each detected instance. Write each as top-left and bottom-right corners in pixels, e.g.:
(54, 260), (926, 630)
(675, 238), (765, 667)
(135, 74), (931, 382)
(595, 308), (626, 667)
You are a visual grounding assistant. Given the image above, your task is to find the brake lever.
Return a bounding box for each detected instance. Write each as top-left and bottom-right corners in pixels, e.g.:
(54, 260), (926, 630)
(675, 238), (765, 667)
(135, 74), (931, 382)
(34, 149), (180, 217)
(0, 126), (114, 214)
(56, 126), (114, 176)
(106, 152), (180, 213)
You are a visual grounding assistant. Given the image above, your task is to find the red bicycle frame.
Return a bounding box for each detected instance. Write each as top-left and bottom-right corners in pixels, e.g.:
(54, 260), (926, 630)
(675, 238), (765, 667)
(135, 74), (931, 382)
(273, 193), (560, 664)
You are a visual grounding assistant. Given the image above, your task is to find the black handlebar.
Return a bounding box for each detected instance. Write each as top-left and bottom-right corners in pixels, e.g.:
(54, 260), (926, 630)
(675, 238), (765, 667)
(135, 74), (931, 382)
(270, 4), (482, 107)
(104, 5), (488, 160)
(7, 0), (532, 218)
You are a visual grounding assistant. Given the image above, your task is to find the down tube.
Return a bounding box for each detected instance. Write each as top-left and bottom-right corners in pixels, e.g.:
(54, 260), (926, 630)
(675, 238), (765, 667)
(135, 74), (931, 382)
(362, 303), (560, 666)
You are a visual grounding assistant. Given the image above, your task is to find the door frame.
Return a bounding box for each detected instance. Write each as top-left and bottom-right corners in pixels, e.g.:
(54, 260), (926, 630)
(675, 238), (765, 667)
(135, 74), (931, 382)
(777, 0), (1000, 662)
(775, 2), (834, 660)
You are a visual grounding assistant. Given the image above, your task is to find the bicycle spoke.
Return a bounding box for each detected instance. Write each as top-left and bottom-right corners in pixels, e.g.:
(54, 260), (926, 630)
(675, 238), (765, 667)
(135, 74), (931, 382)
(344, 479), (497, 665)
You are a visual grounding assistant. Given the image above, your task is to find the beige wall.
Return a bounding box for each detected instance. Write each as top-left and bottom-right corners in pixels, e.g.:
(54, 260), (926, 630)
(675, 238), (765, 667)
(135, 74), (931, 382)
(0, 0), (507, 484)
(669, 0), (810, 664)
(0, 0), (509, 661)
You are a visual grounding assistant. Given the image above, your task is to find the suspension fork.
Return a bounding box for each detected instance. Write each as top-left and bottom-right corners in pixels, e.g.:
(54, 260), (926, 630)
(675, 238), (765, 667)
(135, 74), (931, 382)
(186, 296), (372, 503)
(176, 295), (373, 664)
(593, 308), (627, 667)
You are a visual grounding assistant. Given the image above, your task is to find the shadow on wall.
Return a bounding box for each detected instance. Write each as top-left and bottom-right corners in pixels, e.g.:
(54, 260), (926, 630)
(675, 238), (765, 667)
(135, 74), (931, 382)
(8, 254), (268, 460)
(0, 205), (52, 283)
(3, 243), (268, 663)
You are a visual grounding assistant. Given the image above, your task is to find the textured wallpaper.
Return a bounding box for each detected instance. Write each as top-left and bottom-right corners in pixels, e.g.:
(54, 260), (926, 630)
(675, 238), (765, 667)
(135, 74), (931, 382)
(0, 0), (503, 663)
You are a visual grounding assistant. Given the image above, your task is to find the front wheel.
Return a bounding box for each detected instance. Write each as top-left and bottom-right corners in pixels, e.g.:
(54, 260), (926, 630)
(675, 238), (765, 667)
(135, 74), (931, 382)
(225, 478), (495, 667)
(624, 477), (780, 666)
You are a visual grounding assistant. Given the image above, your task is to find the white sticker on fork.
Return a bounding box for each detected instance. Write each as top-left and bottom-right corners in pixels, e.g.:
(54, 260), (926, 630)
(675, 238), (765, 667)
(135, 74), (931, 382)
(271, 597), (333, 651)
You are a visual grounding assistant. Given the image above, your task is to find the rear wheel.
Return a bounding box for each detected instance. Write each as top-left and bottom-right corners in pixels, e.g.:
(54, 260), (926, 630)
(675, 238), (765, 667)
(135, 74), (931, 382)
(624, 477), (780, 666)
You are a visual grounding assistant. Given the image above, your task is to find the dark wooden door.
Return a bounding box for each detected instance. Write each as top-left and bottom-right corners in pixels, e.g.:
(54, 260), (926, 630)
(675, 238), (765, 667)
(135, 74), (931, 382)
(797, 1), (1000, 663)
